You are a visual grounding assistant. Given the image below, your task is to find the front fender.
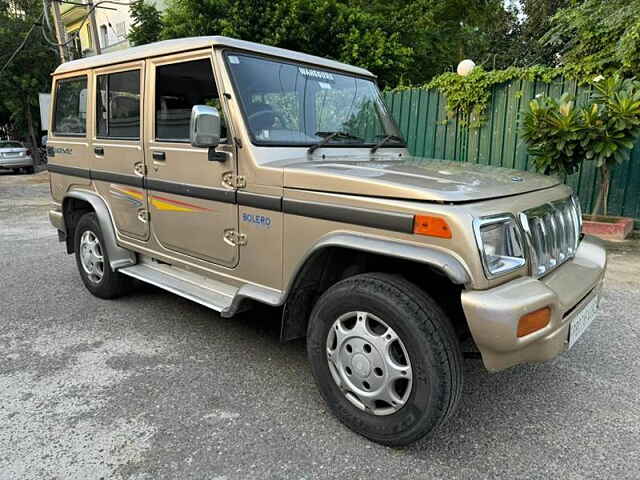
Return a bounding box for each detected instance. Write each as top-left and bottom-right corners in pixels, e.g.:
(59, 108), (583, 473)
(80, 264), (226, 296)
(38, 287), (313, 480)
(64, 190), (136, 270)
(278, 231), (472, 341)
(286, 232), (471, 297)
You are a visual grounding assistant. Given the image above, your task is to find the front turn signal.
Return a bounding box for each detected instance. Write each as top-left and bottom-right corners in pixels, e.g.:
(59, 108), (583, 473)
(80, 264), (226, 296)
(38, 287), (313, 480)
(413, 215), (452, 239)
(517, 307), (551, 337)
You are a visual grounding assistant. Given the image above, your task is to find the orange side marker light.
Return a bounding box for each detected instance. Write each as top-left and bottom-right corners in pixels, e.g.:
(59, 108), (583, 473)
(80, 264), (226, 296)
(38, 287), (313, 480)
(517, 307), (551, 337)
(413, 215), (452, 239)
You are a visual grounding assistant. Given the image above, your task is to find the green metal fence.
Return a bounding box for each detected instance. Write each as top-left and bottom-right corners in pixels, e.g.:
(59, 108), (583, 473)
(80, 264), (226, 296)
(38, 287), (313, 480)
(383, 79), (640, 229)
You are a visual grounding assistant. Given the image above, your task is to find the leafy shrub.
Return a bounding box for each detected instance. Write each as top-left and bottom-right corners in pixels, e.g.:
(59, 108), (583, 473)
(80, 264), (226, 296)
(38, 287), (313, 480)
(521, 76), (640, 216)
(520, 93), (584, 176)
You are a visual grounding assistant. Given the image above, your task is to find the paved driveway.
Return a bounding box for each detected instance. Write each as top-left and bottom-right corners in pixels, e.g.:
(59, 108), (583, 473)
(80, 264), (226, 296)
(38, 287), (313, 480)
(1, 170), (639, 479)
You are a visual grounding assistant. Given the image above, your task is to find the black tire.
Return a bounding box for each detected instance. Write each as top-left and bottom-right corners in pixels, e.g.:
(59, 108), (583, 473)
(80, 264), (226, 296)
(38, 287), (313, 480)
(307, 273), (463, 447)
(25, 166), (35, 174)
(74, 212), (132, 299)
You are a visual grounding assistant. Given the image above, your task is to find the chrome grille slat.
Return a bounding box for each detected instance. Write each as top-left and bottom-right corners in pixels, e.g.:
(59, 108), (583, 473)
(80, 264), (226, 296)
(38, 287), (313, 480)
(521, 197), (581, 278)
(546, 213), (558, 268)
(554, 207), (567, 262)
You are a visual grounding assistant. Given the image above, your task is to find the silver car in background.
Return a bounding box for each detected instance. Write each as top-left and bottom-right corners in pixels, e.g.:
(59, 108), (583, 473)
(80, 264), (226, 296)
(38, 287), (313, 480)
(0, 140), (34, 174)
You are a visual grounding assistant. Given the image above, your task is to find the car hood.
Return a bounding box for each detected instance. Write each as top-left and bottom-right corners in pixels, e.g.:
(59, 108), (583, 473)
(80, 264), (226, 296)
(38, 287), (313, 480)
(279, 155), (561, 202)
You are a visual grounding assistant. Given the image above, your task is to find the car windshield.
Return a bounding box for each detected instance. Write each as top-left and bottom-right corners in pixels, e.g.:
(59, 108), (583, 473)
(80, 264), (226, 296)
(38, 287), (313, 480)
(225, 53), (405, 147)
(0, 141), (23, 148)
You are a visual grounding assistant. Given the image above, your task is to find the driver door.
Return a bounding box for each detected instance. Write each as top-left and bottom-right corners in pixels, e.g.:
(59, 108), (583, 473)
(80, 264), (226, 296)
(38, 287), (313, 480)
(144, 50), (238, 268)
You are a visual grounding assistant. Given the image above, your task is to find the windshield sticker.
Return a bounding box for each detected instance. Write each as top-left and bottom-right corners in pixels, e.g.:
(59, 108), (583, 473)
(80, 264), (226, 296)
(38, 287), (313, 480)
(228, 56), (240, 64)
(299, 67), (334, 81)
(318, 82), (332, 90)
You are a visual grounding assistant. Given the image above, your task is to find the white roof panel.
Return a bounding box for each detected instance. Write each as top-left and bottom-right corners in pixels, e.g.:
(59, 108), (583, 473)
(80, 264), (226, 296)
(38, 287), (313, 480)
(53, 36), (375, 78)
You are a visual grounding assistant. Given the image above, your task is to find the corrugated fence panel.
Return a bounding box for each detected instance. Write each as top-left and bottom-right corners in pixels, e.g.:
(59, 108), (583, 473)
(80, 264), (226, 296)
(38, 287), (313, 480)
(385, 79), (640, 229)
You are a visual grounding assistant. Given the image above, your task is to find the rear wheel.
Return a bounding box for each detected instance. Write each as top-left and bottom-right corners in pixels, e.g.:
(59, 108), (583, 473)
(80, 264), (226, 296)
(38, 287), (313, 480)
(74, 212), (132, 299)
(307, 273), (463, 446)
(25, 166), (34, 174)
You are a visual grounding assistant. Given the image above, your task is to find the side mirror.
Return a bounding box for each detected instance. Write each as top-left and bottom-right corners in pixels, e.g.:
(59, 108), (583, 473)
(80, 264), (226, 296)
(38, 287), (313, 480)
(190, 105), (220, 148)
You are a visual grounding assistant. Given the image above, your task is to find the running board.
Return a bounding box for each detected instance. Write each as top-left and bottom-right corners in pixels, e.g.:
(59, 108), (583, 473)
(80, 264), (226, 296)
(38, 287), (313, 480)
(119, 262), (237, 314)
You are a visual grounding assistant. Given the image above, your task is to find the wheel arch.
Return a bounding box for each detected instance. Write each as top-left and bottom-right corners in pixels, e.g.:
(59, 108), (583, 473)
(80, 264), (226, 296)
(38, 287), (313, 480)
(63, 190), (136, 270)
(280, 232), (471, 341)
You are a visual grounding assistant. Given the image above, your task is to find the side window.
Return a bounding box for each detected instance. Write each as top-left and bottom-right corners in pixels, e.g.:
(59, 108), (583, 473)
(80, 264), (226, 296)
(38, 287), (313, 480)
(96, 70), (141, 139)
(155, 59), (227, 142)
(53, 76), (88, 136)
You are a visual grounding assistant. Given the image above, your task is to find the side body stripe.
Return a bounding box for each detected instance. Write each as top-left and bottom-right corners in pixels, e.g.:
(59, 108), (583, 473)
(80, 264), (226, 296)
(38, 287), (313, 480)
(49, 164), (415, 234)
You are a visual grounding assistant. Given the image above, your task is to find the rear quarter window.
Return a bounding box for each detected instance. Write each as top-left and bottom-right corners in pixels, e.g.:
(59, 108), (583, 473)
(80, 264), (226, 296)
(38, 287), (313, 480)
(53, 76), (88, 136)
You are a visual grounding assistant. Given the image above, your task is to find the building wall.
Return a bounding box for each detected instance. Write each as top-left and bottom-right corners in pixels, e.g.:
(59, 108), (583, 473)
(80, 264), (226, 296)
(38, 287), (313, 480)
(60, 3), (93, 58)
(60, 0), (168, 57)
(95, 4), (131, 53)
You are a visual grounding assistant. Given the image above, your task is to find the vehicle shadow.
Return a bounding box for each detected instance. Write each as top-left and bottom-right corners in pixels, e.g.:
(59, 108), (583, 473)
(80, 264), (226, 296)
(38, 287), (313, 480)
(124, 282), (574, 453)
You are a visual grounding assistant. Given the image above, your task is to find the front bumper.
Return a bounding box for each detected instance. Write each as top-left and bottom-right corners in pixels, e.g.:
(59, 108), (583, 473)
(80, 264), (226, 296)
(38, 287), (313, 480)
(0, 156), (33, 168)
(461, 235), (607, 371)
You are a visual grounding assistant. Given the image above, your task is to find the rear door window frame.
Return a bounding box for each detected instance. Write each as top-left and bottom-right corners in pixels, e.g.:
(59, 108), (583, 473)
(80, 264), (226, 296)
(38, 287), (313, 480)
(95, 68), (142, 141)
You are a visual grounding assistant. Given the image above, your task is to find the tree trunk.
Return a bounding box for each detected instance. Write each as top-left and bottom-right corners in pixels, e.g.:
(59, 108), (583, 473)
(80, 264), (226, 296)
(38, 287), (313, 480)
(25, 105), (40, 165)
(603, 164), (610, 217)
(591, 163), (611, 217)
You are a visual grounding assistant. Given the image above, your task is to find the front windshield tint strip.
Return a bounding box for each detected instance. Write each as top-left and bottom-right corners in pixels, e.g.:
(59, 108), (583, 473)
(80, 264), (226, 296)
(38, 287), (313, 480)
(223, 52), (405, 148)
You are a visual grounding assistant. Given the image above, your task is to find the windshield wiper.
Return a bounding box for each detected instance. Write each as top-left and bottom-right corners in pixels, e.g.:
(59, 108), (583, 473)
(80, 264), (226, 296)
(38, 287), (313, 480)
(308, 131), (364, 154)
(370, 134), (404, 153)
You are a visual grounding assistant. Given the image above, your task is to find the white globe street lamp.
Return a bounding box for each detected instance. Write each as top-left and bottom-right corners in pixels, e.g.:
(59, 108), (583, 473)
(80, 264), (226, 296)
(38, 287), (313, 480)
(457, 59), (475, 76)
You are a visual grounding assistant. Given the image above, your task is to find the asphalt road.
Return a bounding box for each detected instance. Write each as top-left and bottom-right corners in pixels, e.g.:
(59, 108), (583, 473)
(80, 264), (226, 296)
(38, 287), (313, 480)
(1, 170), (639, 480)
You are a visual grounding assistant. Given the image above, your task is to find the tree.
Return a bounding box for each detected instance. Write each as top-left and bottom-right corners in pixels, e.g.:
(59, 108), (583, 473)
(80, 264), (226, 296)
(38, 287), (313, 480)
(159, 0), (515, 87)
(129, 0), (163, 46)
(496, 0), (569, 68)
(160, 0), (414, 88)
(521, 77), (640, 216)
(0, 1), (58, 158)
(542, 0), (640, 75)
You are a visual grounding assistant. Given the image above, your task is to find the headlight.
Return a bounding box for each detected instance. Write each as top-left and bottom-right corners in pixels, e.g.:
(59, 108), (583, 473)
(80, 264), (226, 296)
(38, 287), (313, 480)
(474, 215), (526, 278)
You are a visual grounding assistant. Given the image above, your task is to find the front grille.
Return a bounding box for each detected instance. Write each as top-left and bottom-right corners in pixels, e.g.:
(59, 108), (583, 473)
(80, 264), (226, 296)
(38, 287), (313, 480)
(520, 196), (582, 277)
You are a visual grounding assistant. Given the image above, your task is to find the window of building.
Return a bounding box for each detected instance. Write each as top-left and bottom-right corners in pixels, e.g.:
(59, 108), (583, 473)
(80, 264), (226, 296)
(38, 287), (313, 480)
(96, 70), (141, 139)
(155, 59), (226, 142)
(100, 25), (108, 48)
(53, 76), (88, 136)
(72, 34), (82, 59)
(115, 21), (126, 40)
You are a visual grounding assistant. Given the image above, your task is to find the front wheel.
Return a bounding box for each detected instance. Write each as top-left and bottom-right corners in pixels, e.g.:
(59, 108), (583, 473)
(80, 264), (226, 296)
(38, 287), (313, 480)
(74, 212), (132, 299)
(307, 273), (463, 446)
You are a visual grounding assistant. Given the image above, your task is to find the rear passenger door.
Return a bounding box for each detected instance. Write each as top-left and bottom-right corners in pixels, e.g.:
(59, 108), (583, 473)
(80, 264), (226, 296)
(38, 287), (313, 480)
(91, 61), (148, 240)
(144, 51), (238, 268)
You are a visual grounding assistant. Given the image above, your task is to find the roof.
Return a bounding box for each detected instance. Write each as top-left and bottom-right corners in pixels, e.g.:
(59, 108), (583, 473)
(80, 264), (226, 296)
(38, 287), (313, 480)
(53, 36), (375, 78)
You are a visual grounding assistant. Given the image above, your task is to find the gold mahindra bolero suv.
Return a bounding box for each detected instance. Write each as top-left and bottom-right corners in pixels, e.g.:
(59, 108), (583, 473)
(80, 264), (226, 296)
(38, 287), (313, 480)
(47, 37), (607, 446)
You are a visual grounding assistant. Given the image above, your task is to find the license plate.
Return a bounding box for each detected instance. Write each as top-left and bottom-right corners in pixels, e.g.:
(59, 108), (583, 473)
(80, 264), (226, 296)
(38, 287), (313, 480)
(568, 296), (598, 349)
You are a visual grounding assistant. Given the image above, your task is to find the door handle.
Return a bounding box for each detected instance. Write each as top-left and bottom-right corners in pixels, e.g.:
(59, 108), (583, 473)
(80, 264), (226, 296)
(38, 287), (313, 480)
(94, 147), (104, 156)
(152, 151), (166, 161)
